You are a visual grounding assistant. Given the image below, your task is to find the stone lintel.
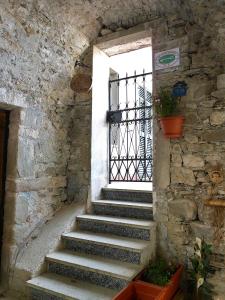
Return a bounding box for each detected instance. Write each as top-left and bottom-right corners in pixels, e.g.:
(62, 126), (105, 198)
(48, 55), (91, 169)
(96, 22), (152, 56)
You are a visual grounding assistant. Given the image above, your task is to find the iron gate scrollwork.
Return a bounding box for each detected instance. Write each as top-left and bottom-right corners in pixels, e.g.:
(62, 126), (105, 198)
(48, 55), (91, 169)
(108, 71), (153, 182)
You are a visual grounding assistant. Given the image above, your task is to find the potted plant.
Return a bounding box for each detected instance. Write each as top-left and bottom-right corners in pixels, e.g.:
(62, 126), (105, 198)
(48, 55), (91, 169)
(182, 238), (214, 300)
(113, 259), (183, 300)
(154, 88), (184, 138)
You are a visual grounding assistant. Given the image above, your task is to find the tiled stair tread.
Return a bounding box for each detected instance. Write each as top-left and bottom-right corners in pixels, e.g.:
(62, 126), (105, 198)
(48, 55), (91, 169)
(46, 250), (141, 280)
(93, 200), (153, 209)
(27, 273), (117, 300)
(62, 231), (149, 251)
(77, 214), (154, 228)
(102, 187), (152, 194)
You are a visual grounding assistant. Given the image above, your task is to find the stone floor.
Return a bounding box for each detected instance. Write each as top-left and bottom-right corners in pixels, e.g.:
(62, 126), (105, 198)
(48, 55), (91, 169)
(0, 294), (14, 299)
(0, 290), (184, 300)
(0, 288), (183, 300)
(0, 288), (17, 300)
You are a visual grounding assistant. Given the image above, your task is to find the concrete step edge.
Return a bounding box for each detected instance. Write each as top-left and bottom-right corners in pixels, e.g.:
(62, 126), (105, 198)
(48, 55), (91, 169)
(46, 250), (141, 281)
(77, 214), (154, 229)
(27, 273), (117, 300)
(102, 187), (152, 194)
(62, 231), (149, 252)
(93, 200), (153, 209)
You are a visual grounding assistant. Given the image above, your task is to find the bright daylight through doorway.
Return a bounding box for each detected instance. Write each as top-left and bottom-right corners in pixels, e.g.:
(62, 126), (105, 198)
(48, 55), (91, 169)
(108, 46), (153, 191)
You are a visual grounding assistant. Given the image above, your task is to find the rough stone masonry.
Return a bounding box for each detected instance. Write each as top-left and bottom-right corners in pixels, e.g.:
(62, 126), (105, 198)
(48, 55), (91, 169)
(0, 0), (225, 299)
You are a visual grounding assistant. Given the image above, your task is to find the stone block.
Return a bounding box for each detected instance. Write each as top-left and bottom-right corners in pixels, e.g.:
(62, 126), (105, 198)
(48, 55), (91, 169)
(190, 221), (214, 241)
(154, 132), (170, 189)
(199, 100), (216, 108)
(202, 129), (225, 142)
(169, 199), (197, 221)
(187, 143), (214, 154)
(184, 112), (200, 126)
(15, 193), (29, 224)
(211, 89), (225, 100)
(217, 74), (225, 90)
(171, 143), (182, 154)
(22, 108), (43, 129)
(172, 153), (182, 167)
(17, 138), (35, 177)
(191, 81), (213, 100)
(171, 167), (196, 186)
(198, 108), (213, 121)
(210, 111), (225, 125)
(183, 154), (204, 168)
(184, 134), (198, 143)
(6, 137), (18, 178)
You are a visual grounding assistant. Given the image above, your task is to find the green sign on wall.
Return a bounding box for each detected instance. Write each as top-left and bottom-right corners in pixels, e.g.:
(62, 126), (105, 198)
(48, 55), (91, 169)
(154, 48), (180, 71)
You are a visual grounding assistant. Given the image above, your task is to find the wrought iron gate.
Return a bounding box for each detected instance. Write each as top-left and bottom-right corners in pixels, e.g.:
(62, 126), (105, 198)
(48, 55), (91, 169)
(107, 71), (153, 182)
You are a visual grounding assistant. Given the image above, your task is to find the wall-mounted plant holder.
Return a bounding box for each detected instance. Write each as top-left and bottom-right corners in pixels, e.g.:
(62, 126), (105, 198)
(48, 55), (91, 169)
(206, 164), (224, 204)
(205, 163), (225, 245)
(70, 60), (92, 93)
(70, 73), (92, 93)
(172, 81), (188, 97)
(205, 199), (225, 207)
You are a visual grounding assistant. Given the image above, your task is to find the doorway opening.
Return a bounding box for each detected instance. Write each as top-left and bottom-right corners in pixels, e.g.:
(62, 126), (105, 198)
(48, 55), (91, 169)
(91, 25), (153, 201)
(0, 110), (9, 263)
(108, 47), (152, 190)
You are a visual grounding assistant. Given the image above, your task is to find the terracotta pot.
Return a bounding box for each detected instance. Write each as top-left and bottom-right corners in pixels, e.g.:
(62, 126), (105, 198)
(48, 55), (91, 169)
(134, 281), (163, 300)
(113, 282), (135, 300)
(113, 281), (162, 300)
(113, 266), (183, 300)
(160, 116), (184, 138)
(156, 265), (184, 300)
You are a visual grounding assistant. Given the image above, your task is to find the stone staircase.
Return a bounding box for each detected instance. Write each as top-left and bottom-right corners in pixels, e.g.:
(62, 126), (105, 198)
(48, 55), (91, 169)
(27, 188), (155, 300)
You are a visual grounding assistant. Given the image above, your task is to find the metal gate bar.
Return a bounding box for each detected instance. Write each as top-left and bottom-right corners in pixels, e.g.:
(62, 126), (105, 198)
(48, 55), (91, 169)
(107, 71), (153, 183)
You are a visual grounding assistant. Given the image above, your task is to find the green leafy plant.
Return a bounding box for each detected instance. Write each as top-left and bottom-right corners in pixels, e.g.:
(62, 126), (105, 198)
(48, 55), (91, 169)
(188, 238), (214, 299)
(143, 259), (177, 286)
(154, 88), (180, 117)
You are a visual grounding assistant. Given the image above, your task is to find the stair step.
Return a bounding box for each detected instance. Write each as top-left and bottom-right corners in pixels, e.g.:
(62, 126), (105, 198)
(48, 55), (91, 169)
(46, 250), (141, 290)
(77, 214), (154, 240)
(102, 188), (152, 203)
(93, 200), (152, 209)
(62, 231), (150, 264)
(27, 273), (117, 300)
(77, 214), (153, 228)
(92, 200), (153, 220)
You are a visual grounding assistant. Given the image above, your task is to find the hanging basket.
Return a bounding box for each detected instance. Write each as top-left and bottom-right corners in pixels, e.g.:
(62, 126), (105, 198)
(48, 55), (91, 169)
(70, 73), (92, 93)
(160, 116), (184, 138)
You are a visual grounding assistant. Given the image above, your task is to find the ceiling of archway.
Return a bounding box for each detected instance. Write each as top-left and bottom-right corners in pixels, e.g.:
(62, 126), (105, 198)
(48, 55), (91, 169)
(50, 0), (224, 39)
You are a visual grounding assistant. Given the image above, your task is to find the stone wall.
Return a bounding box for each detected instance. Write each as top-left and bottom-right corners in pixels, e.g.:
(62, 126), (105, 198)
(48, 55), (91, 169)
(67, 92), (92, 203)
(61, 7), (225, 297)
(152, 12), (225, 298)
(0, 0), (225, 297)
(0, 0), (95, 288)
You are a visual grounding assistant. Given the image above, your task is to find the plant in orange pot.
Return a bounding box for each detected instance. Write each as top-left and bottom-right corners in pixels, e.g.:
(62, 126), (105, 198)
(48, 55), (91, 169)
(134, 259), (183, 300)
(113, 259), (183, 300)
(155, 88), (184, 138)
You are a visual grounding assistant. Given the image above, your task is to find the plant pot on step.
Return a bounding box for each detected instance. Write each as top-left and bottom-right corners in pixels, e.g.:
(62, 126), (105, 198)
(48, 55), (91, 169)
(113, 265), (183, 300)
(160, 116), (184, 139)
(113, 281), (162, 300)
